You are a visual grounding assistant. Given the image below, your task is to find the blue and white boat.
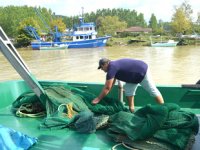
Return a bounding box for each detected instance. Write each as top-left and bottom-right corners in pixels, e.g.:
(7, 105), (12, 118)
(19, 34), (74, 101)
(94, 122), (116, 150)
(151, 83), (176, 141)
(28, 17), (111, 50)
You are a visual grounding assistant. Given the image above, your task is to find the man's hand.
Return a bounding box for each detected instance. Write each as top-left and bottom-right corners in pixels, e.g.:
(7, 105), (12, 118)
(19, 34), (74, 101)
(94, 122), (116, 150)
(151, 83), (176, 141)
(92, 97), (101, 105)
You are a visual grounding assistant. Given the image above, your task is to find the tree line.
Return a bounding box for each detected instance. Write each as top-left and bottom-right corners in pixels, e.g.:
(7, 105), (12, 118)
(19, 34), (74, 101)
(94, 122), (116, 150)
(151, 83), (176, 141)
(0, 0), (199, 47)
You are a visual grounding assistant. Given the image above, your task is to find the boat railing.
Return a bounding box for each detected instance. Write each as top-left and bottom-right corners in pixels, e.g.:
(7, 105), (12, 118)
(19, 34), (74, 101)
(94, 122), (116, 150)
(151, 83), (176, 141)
(0, 26), (47, 106)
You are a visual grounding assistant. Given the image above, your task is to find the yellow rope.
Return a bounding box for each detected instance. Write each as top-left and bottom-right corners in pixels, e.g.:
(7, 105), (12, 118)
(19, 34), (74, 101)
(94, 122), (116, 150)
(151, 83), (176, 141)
(58, 103), (77, 119)
(66, 103), (77, 118)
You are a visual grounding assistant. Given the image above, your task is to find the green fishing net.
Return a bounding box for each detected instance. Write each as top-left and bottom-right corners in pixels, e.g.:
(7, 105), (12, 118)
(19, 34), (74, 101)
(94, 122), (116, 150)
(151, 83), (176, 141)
(107, 103), (199, 150)
(12, 83), (128, 131)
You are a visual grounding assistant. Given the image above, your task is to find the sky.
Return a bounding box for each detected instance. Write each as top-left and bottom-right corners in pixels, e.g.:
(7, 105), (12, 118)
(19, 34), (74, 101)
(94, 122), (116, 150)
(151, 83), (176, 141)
(1, 0), (199, 22)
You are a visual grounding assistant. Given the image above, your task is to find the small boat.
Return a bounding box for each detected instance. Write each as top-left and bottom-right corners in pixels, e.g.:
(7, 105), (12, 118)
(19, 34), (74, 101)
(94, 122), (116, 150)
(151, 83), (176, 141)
(1, 26), (200, 150)
(150, 36), (179, 47)
(151, 40), (179, 47)
(39, 44), (68, 50)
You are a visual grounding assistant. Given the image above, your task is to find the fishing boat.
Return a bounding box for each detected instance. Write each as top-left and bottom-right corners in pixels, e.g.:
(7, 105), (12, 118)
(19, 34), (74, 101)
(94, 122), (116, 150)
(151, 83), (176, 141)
(150, 36), (179, 47)
(32, 36), (111, 49)
(0, 79), (199, 150)
(26, 17), (111, 50)
(1, 27), (200, 150)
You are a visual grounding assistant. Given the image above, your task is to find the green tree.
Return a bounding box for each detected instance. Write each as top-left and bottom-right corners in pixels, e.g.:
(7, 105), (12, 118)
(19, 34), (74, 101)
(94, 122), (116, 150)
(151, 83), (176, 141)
(16, 17), (40, 47)
(156, 20), (165, 35)
(50, 18), (66, 32)
(97, 16), (127, 36)
(180, 0), (193, 21)
(149, 14), (157, 32)
(136, 13), (147, 27)
(171, 0), (193, 34)
(197, 12), (200, 25)
(171, 7), (192, 34)
(88, 8), (145, 27)
(193, 12), (200, 33)
(0, 6), (36, 37)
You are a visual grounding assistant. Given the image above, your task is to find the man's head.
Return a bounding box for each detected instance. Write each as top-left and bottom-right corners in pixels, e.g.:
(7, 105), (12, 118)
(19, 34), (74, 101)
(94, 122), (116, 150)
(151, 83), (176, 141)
(98, 58), (110, 72)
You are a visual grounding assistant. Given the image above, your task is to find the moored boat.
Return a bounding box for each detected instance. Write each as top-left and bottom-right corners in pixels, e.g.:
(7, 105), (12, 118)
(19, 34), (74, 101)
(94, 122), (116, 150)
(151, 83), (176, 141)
(150, 36), (179, 47)
(26, 16), (111, 50)
(151, 40), (179, 47)
(39, 44), (68, 50)
(31, 36), (110, 49)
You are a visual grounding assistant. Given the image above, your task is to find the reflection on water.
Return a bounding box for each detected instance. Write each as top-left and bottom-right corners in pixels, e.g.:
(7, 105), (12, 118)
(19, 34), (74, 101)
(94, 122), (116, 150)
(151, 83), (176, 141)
(0, 45), (200, 85)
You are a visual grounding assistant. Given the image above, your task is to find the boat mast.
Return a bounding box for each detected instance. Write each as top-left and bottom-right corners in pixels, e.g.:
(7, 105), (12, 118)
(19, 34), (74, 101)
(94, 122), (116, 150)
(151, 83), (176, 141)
(81, 7), (84, 19)
(80, 7), (84, 24)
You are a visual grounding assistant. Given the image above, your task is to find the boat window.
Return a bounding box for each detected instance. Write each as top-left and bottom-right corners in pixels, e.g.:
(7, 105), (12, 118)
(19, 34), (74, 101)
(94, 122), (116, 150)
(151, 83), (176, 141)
(85, 36), (88, 39)
(89, 35), (92, 39)
(78, 28), (83, 31)
(80, 36), (83, 39)
(76, 36), (79, 40)
(90, 27), (92, 30)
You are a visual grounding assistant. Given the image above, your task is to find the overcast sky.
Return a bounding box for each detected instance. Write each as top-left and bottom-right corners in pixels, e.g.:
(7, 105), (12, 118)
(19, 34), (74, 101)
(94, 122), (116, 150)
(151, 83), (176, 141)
(1, 0), (199, 22)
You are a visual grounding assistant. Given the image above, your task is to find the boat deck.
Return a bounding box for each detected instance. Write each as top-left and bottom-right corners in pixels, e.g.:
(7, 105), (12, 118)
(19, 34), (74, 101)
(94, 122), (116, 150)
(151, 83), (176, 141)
(192, 115), (200, 150)
(0, 105), (125, 150)
(0, 105), (199, 150)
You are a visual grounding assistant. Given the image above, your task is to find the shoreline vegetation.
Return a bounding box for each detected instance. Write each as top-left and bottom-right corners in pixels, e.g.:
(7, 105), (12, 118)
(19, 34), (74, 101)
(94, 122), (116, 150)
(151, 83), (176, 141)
(20, 38), (199, 51)
(1, 1), (200, 49)
(106, 36), (200, 47)
(20, 36), (200, 50)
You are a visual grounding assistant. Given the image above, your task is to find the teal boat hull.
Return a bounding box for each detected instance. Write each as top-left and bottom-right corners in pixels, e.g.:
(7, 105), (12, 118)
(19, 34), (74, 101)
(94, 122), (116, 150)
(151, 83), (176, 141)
(151, 41), (178, 47)
(0, 80), (200, 149)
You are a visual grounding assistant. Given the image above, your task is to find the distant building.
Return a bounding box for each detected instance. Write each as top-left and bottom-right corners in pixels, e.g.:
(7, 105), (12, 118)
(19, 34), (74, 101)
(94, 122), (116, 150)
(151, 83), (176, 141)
(117, 26), (152, 34)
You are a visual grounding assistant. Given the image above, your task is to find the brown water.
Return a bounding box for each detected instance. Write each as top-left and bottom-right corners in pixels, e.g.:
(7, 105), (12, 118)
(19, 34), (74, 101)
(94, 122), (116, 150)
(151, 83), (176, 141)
(0, 45), (200, 85)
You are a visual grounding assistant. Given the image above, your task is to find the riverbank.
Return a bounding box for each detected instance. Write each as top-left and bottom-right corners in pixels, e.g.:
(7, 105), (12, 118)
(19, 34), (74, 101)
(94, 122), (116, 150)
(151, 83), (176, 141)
(15, 35), (200, 49)
(106, 36), (200, 47)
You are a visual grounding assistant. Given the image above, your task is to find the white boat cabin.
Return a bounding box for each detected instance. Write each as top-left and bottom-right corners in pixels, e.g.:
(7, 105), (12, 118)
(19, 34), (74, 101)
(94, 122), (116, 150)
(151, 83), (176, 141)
(72, 18), (97, 41)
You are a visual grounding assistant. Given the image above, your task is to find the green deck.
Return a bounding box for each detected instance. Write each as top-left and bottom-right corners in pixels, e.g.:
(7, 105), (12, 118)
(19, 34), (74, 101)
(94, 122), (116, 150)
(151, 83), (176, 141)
(0, 106), (117, 150)
(0, 80), (200, 150)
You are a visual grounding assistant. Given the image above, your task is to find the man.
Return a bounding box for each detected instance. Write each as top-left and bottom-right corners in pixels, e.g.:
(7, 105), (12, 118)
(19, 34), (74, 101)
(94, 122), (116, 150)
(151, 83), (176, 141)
(92, 58), (164, 112)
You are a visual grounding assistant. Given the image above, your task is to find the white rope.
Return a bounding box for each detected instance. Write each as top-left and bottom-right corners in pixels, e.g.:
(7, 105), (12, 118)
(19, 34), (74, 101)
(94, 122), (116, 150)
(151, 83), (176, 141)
(111, 143), (123, 150)
(122, 142), (138, 150)
(57, 103), (66, 112)
(111, 142), (139, 150)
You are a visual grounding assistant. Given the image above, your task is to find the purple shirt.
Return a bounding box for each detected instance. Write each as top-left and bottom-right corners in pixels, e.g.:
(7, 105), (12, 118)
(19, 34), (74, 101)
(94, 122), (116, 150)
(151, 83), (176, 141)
(106, 58), (148, 83)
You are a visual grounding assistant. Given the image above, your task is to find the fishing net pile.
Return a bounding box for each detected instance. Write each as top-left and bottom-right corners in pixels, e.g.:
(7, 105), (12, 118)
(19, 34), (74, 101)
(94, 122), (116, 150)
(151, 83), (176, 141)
(107, 103), (199, 150)
(12, 83), (199, 150)
(12, 83), (127, 132)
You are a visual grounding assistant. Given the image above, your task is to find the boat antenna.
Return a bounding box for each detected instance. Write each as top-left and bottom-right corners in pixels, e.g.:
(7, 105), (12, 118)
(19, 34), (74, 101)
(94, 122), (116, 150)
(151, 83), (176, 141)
(79, 7), (84, 24)
(81, 7), (84, 18)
